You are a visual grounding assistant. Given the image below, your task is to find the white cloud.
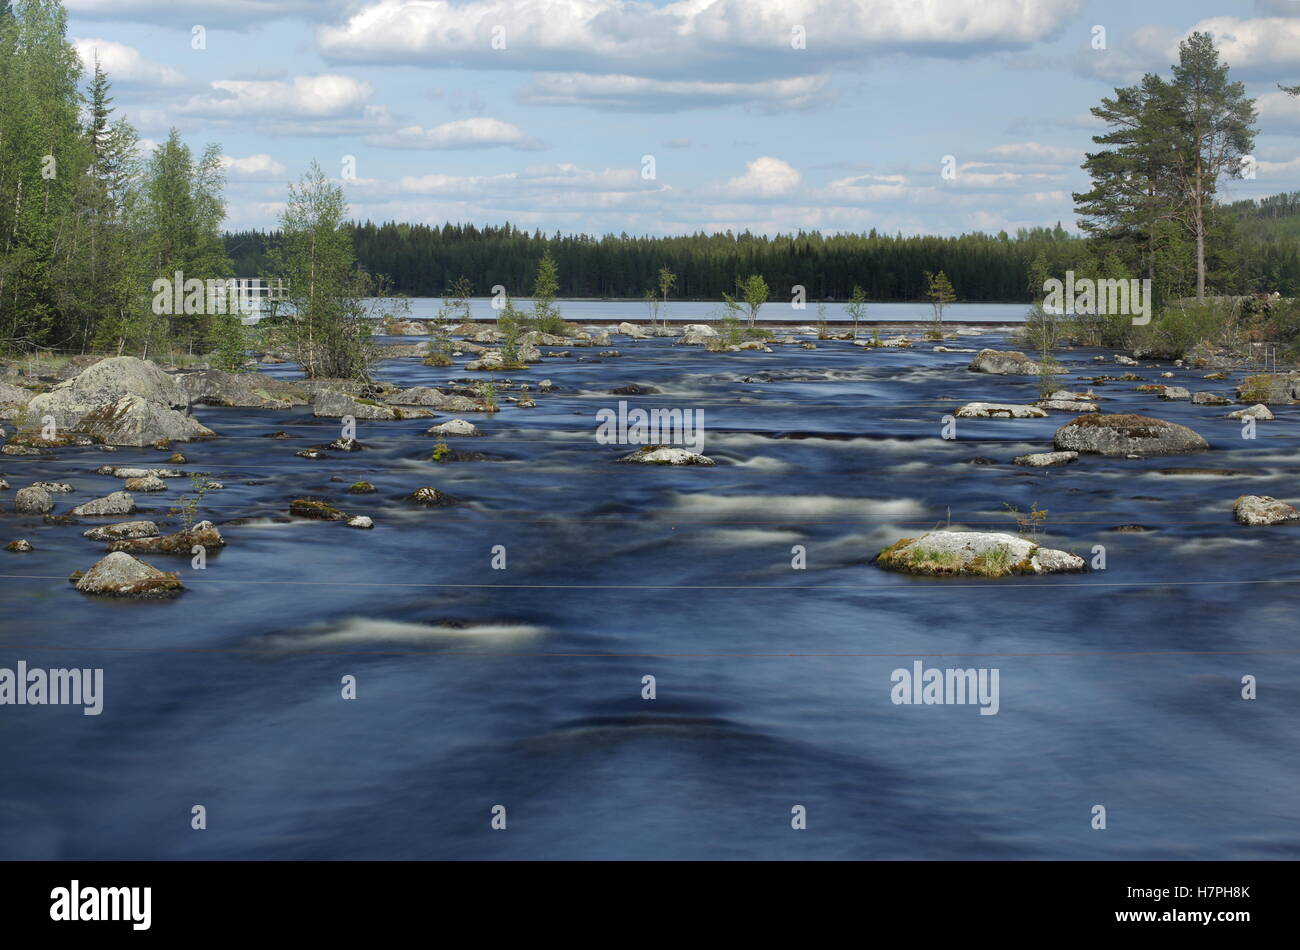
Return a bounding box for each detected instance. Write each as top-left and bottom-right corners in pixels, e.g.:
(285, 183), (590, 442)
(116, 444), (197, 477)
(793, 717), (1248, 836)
(179, 75), (374, 119)
(722, 157), (801, 198)
(990, 142), (1079, 164)
(66, 0), (351, 27)
(219, 153), (289, 177)
(319, 0), (1083, 79)
(367, 118), (543, 150)
(73, 38), (186, 87)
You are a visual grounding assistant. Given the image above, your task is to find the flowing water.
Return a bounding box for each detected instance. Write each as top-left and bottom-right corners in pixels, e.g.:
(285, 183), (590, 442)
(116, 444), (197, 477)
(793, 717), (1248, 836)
(2, 324), (1298, 859)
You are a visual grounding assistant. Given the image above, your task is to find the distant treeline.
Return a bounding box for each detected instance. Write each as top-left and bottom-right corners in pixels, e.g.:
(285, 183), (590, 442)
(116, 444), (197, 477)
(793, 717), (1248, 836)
(225, 201), (1300, 304)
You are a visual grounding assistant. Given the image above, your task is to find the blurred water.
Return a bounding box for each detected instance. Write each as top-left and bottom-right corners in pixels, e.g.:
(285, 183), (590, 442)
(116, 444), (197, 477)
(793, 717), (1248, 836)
(0, 328), (1296, 859)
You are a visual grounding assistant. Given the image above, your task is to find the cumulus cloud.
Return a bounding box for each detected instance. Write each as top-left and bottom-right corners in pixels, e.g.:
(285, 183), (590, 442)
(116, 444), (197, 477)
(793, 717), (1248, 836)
(367, 117), (543, 150)
(219, 153), (289, 177)
(319, 0), (1082, 80)
(73, 38), (186, 86)
(722, 157), (802, 198)
(179, 74), (374, 118)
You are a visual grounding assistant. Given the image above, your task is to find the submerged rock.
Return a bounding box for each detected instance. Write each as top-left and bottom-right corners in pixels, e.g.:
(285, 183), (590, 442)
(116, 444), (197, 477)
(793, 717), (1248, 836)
(617, 446), (716, 465)
(876, 531), (1085, 576)
(1053, 414), (1209, 457)
(955, 402), (1047, 419)
(408, 487), (456, 507)
(968, 349), (1043, 375)
(1013, 451), (1079, 467)
(72, 551), (183, 597)
(289, 499), (349, 521)
(1233, 495), (1300, 526)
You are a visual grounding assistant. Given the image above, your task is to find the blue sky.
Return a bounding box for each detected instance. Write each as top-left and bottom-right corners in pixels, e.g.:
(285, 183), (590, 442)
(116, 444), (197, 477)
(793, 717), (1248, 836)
(63, 0), (1300, 236)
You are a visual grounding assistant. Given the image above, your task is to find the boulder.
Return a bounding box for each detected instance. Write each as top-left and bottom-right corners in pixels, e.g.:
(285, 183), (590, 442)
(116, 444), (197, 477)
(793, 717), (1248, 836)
(876, 531), (1085, 576)
(1158, 386), (1191, 400)
(386, 387), (490, 412)
(615, 322), (651, 339)
(679, 324), (719, 346)
(77, 394), (216, 446)
(83, 521), (160, 541)
(425, 419), (482, 437)
(72, 551), (183, 597)
(1233, 495), (1300, 526)
(176, 370), (308, 409)
(955, 403), (1048, 419)
(617, 446), (716, 465)
(1035, 399), (1098, 413)
(70, 491), (136, 516)
(347, 516), (374, 529)
(1013, 451), (1080, 467)
(1227, 404), (1274, 420)
(1191, 392), (1231, 406)
(968, 349), (1043, 375)
(32, 481), (73, 493)
(1235, 373), (1300, 405)
(28, 356), (187, 429)
(14, 486), (52, 514)
(108, 520), (223, 554)
(313, 390), (434, 420)
(1053, 414), (1209, 457)
(124, 475), (167, 492)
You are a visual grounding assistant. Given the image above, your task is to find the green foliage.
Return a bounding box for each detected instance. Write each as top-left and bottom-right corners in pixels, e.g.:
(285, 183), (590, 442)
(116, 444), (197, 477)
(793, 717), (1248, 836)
(1003, 502), (1049, 539)
(531, 250), (564, 333)
(845, 284), (868, 336)
(925, 270), (956, 327)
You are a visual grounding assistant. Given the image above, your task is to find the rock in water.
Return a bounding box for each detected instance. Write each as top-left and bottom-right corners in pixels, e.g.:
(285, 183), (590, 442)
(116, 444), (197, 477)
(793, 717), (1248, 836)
(679, 325), (720, 346)
(954, 403), (1048, 419)
(1013, 451), (1079, 467)
(313, 390), (433, 420)
(1053, 414), (1208, 457)
(108, 520), (224, 554)
(1233, 495), (1300, 526)
(425, 419), (482, 437)
(70, 491), (136, 516)
(72, 551), (183, 597)
(124, 475), (167, 492)
(27, 356), (188, 429)
(83, 521), (160, 541)
(14, 486), (53, 514)
(176, 369), (308, 409)
(78, 394), (215, 447)
(617, 446), (716, 465)
(876, 531), (1085, 576)
(967, 349), (1043, 375)
(1227, 404), (1273, 420)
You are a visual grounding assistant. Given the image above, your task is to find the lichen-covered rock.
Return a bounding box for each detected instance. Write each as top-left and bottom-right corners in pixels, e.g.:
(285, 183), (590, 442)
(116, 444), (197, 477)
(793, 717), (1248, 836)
(1013, 451), (1079, 467)
(289, 499), (348, 521)
(968, 349), (1043, 375)
(1159, 386), (1191, 400)
(77, 394), (215, 446)
(72, 551), (183, 597)
(1227, 404), (1274, 420)
(876, 530), (1085, 576)
(617, 446), (716, 465)
(408, 486), (456, 507)
(1233, 495), (1300, 526)
(108, 520), (223, 554)
(70, 491), (136, 516)
(83, 521), (160, 541)
(27, 356), (188, 429)
(32, 481), (73, 493)
(955, 403), (1048, 419)
(386, 387), (491, 412)
(425, 419), (481, 437)
(14, 486), (52, 514)
(679, 324), (719, 346)
(124, 475), (167, 492)
(313, 390), (434, 420)
(1236, 372), (1300, 405)
(1035, 399), (1098, 413)
(1053, 414), (1209, 457)
(1191, 391), (1231, 406)
(176, 369), (308, 409)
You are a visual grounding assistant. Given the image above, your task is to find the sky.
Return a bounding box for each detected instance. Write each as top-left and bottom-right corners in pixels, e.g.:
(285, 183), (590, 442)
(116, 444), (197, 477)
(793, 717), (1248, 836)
(61, 0), (1300, 237)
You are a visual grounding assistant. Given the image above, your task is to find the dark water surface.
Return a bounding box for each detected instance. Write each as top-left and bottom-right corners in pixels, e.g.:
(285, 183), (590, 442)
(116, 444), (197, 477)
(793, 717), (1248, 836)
(2, 329), (1297, 859)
